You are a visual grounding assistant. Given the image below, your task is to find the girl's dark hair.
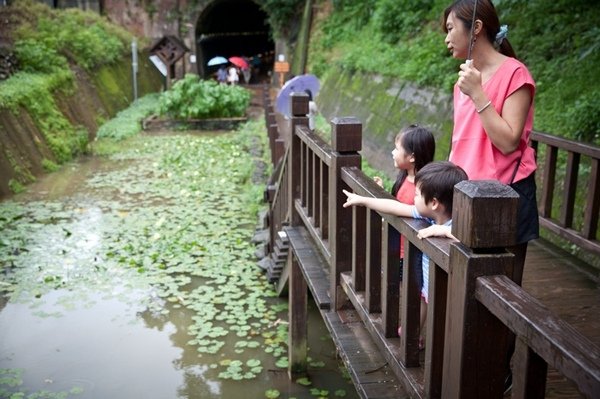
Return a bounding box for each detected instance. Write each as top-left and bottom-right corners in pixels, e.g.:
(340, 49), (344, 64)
(415, 161), (468, 212)
(391, 125), (436, 196)
(442, 0), (517, 59)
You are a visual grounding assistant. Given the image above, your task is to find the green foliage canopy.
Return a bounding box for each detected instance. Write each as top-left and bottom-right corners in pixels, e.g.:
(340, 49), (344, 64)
(309, 0), (600, 143)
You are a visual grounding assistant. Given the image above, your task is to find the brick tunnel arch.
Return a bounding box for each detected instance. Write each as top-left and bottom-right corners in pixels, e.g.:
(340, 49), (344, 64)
(195, 0), (274, 81)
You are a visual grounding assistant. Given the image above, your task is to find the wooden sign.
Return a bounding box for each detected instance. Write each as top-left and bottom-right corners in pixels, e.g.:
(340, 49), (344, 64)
(274, 61), (290, 73)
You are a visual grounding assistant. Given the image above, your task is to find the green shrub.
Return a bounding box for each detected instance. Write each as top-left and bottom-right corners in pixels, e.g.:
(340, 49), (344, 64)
(258, 0), (305, 37)
(12, 1), (131, 73)
(159, 76), (251, 120)
(565, 94), (600, 143)
(97, 93), (161, 141)
(42, 159), (60, 172)
(14, 39), (68, 73)
(8, 179), (25, 194)
(373, 0), (432, 44)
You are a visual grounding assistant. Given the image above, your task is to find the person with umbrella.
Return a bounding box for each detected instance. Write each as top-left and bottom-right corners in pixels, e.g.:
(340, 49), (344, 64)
(227, 63), (239, 85)
(442, 0), (537, 392)
(217, 65), (227, 84)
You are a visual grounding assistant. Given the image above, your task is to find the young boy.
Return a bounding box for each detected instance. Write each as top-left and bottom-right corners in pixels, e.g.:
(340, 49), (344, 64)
(342, 161), (468, 347)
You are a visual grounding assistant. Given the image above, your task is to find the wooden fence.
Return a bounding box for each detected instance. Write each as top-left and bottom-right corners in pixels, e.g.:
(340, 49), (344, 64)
(263, 88), (600, 398)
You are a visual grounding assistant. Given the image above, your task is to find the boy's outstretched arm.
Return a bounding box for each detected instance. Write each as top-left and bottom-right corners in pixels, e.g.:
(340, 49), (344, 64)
(342, 189), (414, 217)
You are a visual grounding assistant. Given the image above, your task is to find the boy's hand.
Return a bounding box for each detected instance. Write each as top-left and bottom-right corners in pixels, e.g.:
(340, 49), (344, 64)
(373, 176), (383, 188)
(417, 225), (457, 240)
(342, 189), (363, 208)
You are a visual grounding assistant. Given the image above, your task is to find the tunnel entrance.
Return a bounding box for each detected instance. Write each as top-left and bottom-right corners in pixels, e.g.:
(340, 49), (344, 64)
(196, 0), (274, 82)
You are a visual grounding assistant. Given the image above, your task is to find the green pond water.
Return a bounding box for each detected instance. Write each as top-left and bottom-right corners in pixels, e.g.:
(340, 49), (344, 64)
(0, 125), (358, 399)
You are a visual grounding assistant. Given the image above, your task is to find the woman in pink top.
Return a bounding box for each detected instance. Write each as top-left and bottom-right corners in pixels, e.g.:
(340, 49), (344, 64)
(443, 0), (538, 286)
(443, 1), (538, 392)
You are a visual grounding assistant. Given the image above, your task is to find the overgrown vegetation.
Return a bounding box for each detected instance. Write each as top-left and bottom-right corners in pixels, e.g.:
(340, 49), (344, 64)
(158, 75), (251, 119)
(0, 0), (135, 186)
(96, 93), (160, 141)
(258, 0), (305, 38)
(12, 0), (131, 73)
(308, 0), (600, 144)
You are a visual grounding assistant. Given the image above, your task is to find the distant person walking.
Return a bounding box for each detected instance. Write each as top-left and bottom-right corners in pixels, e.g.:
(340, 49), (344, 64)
(227, 65), (239, 85)
(217, 66), (227, 84)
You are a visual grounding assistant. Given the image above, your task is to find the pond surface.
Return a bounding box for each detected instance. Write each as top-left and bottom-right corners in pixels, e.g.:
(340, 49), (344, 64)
(0, 126), (357, 399)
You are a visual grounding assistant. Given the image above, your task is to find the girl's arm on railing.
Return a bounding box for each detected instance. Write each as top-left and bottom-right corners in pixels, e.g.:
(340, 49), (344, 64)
(342, 189), (414, 217)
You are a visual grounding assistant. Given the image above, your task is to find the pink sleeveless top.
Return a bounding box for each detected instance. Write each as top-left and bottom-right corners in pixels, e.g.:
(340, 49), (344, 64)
(450, 57), (536, 184)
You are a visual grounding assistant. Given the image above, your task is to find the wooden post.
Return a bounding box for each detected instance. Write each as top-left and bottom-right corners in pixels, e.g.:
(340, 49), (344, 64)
(288, 251), (308, 377)
(329, 117), (362, 310)
(365, 209), (382, 313)
(441, 180), (519, 398)
(351, 206), (366, 291)
(400, 240), (422, 366)
(382, 222), (400, 338)
(288, 92), (309, 227)
(512, 337), (547, 398)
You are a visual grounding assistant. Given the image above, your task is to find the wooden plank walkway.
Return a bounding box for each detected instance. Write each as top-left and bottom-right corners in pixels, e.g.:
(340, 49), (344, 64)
(522, 239), (600, 347)
(521, 239), (600, 398)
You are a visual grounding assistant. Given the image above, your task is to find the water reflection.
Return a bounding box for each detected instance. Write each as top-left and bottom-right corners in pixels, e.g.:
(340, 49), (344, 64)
(0, 133), (357, 398)
(0, 289), (188, 398)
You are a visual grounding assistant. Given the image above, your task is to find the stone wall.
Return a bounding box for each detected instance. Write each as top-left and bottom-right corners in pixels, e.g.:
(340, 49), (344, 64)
(318, 68), (454, 179)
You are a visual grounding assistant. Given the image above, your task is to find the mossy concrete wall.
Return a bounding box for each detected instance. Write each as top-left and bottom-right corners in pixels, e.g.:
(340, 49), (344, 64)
(318, 68), (454, 179)
(0, 52), (163, 197)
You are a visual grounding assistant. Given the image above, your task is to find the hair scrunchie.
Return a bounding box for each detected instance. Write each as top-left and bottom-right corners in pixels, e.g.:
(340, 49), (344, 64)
(495, 25), (508, 47)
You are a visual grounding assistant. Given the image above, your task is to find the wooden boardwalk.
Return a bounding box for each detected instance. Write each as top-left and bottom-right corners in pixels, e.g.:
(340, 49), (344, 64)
(521, 239), (600, 398)
(261, 86), (600, 397)
(523, 239), (600, 346)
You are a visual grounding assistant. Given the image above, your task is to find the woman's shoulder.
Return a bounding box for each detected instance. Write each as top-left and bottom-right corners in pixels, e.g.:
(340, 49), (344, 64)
(495, 57), (535, 86)
(499, 57), (533, 76)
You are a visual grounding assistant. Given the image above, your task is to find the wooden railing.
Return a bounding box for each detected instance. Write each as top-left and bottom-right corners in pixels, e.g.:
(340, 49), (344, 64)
(531, 131), (600, 256)
(264, 91), (600, 398)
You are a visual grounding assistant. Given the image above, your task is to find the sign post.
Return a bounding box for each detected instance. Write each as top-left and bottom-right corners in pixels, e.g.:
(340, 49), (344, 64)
(274, 54), (289, 88)
(131, 40), (138, 101)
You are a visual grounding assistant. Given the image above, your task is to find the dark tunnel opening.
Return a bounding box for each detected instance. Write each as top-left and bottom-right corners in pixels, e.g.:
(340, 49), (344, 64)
(196, 0), (274, 82)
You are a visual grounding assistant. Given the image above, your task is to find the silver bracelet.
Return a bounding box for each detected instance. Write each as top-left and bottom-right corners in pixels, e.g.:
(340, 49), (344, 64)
(477, 100), (492, 114)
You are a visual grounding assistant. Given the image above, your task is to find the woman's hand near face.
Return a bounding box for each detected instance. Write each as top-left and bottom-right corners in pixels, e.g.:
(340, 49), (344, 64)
(457, 62), (484, 100)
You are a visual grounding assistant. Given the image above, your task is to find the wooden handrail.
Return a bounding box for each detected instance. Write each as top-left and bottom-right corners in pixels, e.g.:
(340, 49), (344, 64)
(476, 274), (600, 398)
(265, 91), (599, 399)
(531, 130), (600, 255)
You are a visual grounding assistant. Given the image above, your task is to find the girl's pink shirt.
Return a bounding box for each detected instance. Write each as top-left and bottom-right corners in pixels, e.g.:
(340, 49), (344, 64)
(396, 178), (415, 258)
(450, 57), (536, 184)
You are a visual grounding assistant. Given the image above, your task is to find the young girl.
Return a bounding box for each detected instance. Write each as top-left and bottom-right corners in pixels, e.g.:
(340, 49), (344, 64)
(375, 125), (435, 344)
(375, 125), (436, 279)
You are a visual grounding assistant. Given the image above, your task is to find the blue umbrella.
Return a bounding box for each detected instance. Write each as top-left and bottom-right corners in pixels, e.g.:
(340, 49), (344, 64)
(276, 74), (320, 118)
(207, 56), (228, 66)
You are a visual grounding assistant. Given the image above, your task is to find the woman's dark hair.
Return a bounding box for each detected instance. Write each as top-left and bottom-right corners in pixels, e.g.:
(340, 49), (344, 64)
(391, 125), (436, 196)
(304, 89), (313, 101)
(442, 0), (517, 59)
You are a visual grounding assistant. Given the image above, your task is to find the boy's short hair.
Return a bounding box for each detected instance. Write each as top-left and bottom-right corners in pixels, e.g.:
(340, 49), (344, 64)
(415, 161), (468, 211)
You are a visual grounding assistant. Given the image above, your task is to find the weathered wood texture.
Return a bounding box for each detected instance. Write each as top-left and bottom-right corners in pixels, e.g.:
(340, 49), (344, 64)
(264, 92), (600, 399)
(531, 131), (600, 256)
